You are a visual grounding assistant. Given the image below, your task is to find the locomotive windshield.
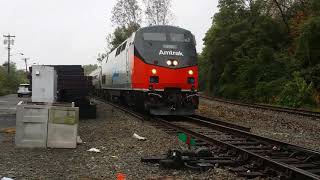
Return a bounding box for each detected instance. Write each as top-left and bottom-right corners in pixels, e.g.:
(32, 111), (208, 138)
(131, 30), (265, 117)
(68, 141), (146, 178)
(143, 32), (191, 43)
(135, 26), (197, 68)
(169, 33), (191, 42)
(143, 33), (166, 41)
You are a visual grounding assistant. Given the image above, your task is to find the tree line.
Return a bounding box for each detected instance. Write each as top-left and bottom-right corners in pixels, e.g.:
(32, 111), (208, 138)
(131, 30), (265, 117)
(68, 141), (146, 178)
(0, 63), (28, 96)
(200, 0), (320, 108)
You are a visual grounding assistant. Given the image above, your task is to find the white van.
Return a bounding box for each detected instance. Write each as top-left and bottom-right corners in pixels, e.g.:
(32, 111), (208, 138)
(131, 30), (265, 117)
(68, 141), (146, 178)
(17, 84), (31, 97)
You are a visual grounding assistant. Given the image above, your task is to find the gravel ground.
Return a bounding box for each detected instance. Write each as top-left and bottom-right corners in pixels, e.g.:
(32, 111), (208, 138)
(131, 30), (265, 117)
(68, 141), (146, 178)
(0, 100), (240, 180)
(198, 98), (320, 151)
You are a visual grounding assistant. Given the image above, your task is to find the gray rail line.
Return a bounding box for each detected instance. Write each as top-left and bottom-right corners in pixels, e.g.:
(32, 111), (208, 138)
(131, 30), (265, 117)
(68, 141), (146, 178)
(94, 97), (320, 179)
(156, 116), (320, 179)
(201, 95), (320, 119)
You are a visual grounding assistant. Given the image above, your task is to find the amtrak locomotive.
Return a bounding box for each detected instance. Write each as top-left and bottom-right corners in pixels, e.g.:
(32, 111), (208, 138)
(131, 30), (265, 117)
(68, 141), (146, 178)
(90, 25), (199, 115)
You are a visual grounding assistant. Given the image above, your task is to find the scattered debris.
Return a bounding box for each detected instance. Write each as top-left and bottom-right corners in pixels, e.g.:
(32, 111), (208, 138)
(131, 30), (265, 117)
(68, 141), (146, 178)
(77, 136), (83, 144)
(142, 149), (223, 170)
(111, 155), (118, 159)
(1, 177), (14, 180)
(87, 148), (101, 153)
(133, 133), (146, 141)
(0, 128), (16, 134)
(116, 173), (126, 180)
(272, 146), (278, 150)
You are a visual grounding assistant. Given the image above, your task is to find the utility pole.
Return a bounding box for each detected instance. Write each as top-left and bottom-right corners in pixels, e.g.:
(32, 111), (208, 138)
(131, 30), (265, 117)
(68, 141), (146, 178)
(22, 58), (29, 73)
(3, 34), (15, 74)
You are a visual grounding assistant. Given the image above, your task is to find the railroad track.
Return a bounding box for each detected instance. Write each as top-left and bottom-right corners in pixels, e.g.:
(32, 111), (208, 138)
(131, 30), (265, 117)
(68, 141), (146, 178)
(156, 116), (320, 179)
(201, 95), (320, 119)
(94, 97), (320, 179)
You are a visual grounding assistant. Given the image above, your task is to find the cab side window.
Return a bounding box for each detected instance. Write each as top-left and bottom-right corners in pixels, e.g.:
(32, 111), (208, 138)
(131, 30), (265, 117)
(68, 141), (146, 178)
(102, 75), (106, 84)
(115, 41), (127, 57)
(121, 42), (127, 51)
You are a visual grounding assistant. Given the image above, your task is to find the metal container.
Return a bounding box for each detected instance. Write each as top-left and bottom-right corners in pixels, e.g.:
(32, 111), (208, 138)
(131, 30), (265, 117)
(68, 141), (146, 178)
(47, 106), (79, 148)
(32, 65), (57, 103)
(15, 103), (49, 148)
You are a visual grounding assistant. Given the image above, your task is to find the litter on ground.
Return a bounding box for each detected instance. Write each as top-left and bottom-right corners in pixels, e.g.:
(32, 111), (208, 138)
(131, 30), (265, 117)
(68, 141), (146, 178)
(87, 148), (101, 153)
(0, 128), (16, 134)
(76, 136), (83, 144)
(133, 133), (147, 141)
(1, 177), (14, 180)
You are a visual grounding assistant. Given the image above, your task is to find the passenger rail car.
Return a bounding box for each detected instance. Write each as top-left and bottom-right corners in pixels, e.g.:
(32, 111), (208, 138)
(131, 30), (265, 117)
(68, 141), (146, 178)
(91, 25), (199, 115)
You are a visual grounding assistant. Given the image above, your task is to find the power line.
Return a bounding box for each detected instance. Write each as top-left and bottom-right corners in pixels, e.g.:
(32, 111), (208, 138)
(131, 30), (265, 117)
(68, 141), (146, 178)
(3, 34), (16, 74)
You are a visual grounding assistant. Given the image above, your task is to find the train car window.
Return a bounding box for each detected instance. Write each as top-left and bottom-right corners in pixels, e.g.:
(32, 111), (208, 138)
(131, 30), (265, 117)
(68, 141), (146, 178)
(143, 33), (166, 41)
(170, 33), (191, 42)
(115, 47), (121, 56)
(102, 75), (106, 84)
(121, 41), (127, 51)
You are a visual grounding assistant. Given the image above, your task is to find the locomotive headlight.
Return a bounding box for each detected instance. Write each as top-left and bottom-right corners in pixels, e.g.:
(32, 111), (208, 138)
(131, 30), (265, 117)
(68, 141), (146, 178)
(173, 60), (178, 66)
(188, 70), (194, 75)
(166, 60), (172, 66)
(151, 68), (157, 74)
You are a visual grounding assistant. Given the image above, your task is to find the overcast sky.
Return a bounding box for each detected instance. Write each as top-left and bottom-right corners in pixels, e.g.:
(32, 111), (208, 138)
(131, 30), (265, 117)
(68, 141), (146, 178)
(0, 0), (218, 69)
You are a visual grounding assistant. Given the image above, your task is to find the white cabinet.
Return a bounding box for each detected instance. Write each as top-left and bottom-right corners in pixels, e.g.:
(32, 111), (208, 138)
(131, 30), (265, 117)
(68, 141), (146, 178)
(32, 65), (57, 103)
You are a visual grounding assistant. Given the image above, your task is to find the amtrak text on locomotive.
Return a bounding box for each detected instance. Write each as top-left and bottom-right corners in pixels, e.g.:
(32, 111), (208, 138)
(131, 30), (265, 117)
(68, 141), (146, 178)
(159, 50), (184, 56)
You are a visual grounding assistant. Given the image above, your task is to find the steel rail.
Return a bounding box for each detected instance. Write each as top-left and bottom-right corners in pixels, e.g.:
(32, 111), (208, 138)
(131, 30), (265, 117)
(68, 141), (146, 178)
(156, 116), (320, 180)
(201, 95), (320, 119)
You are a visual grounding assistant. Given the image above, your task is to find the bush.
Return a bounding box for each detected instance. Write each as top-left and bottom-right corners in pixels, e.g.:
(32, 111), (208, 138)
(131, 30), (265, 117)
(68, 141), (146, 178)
(278, 72), (315, 107)
(255, 79), (286, 103)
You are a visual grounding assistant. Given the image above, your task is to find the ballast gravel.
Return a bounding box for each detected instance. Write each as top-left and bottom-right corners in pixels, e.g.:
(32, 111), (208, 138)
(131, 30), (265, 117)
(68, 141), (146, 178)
(0, 101), (240, 180)
(198, 98), (320, 151)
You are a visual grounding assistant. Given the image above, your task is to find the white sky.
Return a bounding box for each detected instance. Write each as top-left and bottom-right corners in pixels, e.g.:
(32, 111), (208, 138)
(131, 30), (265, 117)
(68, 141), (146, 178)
(0, 0), (218, 69)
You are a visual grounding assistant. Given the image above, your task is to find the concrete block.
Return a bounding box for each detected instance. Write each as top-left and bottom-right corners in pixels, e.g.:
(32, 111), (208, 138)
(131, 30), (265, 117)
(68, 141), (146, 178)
(15, 103), (49, 148)
(47, 106), (79, 148)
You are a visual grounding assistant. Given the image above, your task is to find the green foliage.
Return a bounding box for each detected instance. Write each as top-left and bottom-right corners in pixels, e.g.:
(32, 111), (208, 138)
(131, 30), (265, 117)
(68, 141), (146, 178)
(295, 16), (320, 89)
(200, 0), (320, 108)
(278, 72), (315, 107)
(0, 63), (28, 96)
(83, 64), (98, 75)
(310, 0), (320, 15)
(107, 23), (140, 52)
(198, 54), (210, 92)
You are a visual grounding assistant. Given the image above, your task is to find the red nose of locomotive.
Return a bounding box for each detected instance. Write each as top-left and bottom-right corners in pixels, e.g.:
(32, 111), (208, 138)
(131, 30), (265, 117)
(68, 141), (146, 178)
(147, 64), (198, 91)
(132, 55), (198, 91)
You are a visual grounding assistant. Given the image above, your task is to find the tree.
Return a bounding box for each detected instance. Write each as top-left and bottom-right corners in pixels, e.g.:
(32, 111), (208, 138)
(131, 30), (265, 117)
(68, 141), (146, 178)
(106, 0), (176, 53)
(111, 0), (142, 28)
(199, 0), (320, 108)
(144, 0), (174, 25)
(0, 63), (28, 96)
(97, 53), (107, 65)
(106, 23), (140, 51)
(107, 0), (142, 53)
(83, 64), (98, 75)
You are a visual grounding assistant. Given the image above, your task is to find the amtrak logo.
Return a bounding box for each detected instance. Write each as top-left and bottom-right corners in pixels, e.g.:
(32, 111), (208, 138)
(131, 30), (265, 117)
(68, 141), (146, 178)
(159, 50), (184, 56)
